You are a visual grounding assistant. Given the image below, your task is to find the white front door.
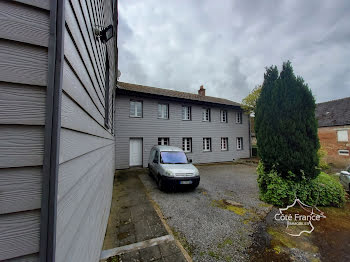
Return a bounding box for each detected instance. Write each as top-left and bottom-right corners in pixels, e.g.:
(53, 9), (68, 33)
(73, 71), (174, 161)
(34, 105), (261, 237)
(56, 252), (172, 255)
(129, 138), (143, 166)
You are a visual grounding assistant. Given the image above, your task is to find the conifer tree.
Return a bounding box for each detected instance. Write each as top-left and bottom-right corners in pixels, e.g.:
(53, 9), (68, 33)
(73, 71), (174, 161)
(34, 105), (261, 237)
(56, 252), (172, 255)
(255, 61), (320, 180)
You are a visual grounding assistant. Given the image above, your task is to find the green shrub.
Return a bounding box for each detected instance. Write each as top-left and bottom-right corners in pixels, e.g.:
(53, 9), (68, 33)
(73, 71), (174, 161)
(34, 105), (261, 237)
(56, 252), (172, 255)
(318, 146), (330, 171)
(257, 162), (345, 207)
(313, 172), (346, 207)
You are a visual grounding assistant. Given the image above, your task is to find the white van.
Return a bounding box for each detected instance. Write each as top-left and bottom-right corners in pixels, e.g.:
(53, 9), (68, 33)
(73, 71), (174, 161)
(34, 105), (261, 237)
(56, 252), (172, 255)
(148, 145), (200, 190)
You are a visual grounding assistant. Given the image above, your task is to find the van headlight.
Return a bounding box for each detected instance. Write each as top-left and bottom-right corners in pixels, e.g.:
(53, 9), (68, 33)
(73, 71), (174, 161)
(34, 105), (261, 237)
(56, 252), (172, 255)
(165, 171), (174, 177)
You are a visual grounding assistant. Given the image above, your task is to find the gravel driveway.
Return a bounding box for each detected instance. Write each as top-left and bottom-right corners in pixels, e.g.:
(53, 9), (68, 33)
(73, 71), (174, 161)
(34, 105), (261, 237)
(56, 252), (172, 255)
(139, 162), (272, 262)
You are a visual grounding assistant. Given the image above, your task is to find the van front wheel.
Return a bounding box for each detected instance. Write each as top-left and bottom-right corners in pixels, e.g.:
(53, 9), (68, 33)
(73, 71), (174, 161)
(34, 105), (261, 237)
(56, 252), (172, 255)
(157, 175), (165, 191)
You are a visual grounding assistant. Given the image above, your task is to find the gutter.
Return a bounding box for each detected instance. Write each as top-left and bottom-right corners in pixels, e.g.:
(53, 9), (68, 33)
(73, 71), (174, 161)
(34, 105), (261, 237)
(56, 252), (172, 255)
(40, 0), (65, 261)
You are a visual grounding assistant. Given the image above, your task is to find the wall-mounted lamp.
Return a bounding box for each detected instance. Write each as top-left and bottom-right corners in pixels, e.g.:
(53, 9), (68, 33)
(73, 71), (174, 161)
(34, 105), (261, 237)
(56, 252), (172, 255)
(94, 24), (114, 43)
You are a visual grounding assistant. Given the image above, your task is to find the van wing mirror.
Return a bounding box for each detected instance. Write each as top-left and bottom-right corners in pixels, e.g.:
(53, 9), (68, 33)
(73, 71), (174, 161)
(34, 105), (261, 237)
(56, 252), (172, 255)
(153, 159), (158, 164)
(189, 159), (192, 163)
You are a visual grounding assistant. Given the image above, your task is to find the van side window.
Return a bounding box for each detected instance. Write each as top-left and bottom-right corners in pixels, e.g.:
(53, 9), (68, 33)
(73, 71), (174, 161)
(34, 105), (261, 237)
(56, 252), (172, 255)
(154, 151), (159, 163)
(149, 149), (155, 162)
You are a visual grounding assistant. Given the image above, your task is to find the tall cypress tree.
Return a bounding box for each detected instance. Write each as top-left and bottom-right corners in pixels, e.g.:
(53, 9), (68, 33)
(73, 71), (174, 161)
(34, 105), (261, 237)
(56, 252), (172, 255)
(255, 61), (320, 180)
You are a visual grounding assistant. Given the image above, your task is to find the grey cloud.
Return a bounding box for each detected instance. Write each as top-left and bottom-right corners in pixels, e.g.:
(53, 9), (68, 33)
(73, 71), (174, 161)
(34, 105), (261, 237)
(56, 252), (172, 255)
(118, 0), (350, 103)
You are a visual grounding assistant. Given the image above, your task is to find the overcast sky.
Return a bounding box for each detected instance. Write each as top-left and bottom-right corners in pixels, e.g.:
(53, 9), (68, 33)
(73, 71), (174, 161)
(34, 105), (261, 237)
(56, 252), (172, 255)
(117, 0), (350, 103)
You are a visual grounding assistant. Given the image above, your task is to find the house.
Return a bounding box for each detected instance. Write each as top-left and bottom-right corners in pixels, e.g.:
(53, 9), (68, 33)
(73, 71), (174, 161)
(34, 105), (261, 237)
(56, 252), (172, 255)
(316, 97), (350, 168)
(114, 82), (251, 169)
(0, 1), (117, 261)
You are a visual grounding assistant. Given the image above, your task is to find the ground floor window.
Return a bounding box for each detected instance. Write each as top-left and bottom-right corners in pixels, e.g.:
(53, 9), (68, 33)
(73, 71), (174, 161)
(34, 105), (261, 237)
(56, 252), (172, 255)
(158, 137), (169, 146)
(236, 137), (243, 150)
(338, 149), (349, 156)
(203, 138), (211, 151)
(182, 138), (192, 152)
(221, 137), (228, 151)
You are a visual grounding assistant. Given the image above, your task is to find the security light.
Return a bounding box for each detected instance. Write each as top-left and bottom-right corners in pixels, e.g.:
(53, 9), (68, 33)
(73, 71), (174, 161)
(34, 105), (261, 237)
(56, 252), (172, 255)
(95, 24), (114, 43)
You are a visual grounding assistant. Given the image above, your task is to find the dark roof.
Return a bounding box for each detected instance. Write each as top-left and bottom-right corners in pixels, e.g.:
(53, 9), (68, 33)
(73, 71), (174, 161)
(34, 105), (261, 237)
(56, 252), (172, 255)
(316, 97), (350, 127)
(116, 82), (241, 107)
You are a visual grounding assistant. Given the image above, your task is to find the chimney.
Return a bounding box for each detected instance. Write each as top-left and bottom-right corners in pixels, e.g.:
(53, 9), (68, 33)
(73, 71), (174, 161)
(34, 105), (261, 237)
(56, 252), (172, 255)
(198, 85), (206, 96)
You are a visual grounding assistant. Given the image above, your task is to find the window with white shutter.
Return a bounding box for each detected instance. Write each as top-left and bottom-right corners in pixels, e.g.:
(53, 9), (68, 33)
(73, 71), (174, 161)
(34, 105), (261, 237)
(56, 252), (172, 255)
(203, 138), (211, 151)
(158, 137), (170, 146)
(236, 137), (243, 150)
(130, 101), (142, 117)
(182, 138), (192, 152)
(202, 108), (211, 122)
(182, 106), (191, 120)
(158, 104), (169, 119)
(220, 110), (228, 123)
(221, 137), (228, 150)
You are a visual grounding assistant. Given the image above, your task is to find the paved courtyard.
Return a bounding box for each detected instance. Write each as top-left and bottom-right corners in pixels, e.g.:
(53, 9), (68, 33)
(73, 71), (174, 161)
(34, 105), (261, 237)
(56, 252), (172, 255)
(139, 162), (272, 262)
(101, 169), (188, 262)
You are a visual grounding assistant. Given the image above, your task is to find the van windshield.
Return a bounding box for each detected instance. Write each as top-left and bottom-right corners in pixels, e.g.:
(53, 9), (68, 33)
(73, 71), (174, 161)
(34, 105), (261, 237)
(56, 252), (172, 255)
(160, 151), (188, 164)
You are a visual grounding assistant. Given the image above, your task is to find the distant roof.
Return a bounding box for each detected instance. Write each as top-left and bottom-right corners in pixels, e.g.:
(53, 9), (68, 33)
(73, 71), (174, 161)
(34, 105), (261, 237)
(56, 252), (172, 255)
(316, 97), (350, 127)
(116, 81), (241, 107)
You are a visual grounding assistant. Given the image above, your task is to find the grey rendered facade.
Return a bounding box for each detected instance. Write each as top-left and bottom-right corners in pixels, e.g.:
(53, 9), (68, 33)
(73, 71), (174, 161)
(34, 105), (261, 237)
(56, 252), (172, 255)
(0, 0), (117, 261)
(115, 86), (251, 169)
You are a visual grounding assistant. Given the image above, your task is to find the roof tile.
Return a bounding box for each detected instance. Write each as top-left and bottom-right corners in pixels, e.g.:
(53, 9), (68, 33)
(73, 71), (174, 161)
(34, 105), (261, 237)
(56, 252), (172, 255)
(316, 97), (350, 127)
(117, 82), (241, 107)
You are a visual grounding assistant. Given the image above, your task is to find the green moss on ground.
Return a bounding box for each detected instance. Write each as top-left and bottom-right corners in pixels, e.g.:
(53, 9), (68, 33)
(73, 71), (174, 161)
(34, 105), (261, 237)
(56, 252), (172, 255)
(171, 227), (195, 257)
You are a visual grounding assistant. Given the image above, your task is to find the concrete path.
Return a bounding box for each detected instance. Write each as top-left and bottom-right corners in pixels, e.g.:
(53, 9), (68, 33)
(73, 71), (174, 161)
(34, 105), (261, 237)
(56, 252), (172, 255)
(101, 168), (188, 262)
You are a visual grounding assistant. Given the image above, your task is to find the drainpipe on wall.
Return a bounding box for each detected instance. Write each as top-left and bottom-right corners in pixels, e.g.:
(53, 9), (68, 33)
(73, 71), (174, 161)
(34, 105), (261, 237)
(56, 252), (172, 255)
(248, 114), (252, 158)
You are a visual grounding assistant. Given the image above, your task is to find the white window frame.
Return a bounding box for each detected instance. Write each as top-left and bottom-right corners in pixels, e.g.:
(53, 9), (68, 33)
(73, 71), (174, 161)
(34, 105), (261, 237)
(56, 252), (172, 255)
(220, 110), (228, 123)
(202, 108), (211, 122)
(130, 100), (142, 118)
(236, 112), (242, 124)
(182, 106), (191, 120)
(158, 103), (169, 119)
(182, 138), (192, 152)
(236, 137), (243, 150)
(221, 137), (228, 151)
(337, 130), (348, 142)
(158, 137), (169, 146)
(203, 138), (211, 152)
(338, 150), (349, 156)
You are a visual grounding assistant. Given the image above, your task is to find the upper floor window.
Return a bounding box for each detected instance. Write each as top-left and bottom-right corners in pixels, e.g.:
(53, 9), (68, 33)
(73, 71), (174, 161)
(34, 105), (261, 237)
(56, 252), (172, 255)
(203, 138), (211, 151)
(221, 110), (228, 123)
(236, 112), (242, 124)
(158, 103), (169, 119)
(337, 130), (348, 142)
(130, 100), (142, 117)
(221, 137), (228, 151)
(158, 137), (169, 146)
(236, 137), (243, 150)
(182, 106), (192, 120)
(202, 108), (211, 122)
(182, 138), (192, 152)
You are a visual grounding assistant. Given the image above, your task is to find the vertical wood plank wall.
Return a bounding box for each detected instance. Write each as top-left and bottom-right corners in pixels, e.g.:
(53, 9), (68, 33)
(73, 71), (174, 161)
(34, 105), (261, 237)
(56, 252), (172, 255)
(0, 0), (50, 260)
(55, 0), (116, 261)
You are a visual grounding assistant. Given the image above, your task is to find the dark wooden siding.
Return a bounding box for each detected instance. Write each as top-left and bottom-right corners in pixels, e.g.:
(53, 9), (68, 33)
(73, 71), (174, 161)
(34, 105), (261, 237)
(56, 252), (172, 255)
(0, 0), (49, 260)
(55, 0), (116, 261)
